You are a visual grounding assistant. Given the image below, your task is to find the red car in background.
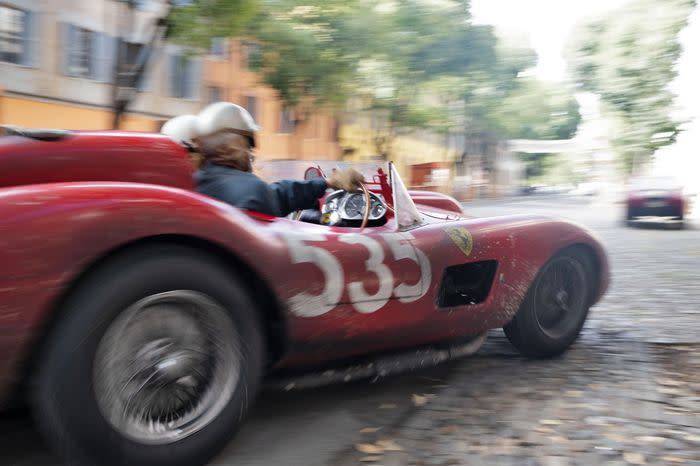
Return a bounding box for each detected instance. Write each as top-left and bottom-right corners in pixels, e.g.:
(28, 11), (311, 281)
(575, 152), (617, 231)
(625, 175), (686, 227)
(0, 127), (609, 466)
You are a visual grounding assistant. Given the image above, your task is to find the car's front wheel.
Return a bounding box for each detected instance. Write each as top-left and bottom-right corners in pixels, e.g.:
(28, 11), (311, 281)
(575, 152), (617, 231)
(504, 248), (594, 357)
(32, 245), (264, 466)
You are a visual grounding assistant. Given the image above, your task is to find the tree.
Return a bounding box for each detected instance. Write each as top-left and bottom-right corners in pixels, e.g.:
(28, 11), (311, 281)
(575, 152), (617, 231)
(568, 0), (696, 172)
(167, 0), (579, 164)
(246, 1), (379, 110)
(355, 2), (521, 159)
(169, 0), (259, 49)
(111, 0), (258, 128)
(494, 78), (581, 140)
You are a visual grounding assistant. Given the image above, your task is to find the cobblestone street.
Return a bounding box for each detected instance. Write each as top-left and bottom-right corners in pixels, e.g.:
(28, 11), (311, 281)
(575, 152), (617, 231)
(2, 194), (698, 466)
(335, 194), (700, 466)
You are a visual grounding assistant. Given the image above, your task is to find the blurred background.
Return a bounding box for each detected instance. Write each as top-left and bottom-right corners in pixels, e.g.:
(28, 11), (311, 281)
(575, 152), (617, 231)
(1, 0), (697, 206)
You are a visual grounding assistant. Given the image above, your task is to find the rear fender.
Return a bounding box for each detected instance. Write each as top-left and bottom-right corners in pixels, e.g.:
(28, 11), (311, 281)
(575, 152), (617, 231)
(409, 190), (463, 214)
(0, 182), (291, 400)
(0, 182), (290, 328)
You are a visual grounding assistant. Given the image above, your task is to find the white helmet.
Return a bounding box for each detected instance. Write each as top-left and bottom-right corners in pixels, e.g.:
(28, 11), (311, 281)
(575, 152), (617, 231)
(197, 102), (261, 140)
(161, 114), (200, 147)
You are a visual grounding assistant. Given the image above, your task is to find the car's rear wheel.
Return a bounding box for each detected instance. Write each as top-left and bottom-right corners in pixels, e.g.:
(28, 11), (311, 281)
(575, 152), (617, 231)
(32, 245), (264, 466)
(504, 248), (594, 357)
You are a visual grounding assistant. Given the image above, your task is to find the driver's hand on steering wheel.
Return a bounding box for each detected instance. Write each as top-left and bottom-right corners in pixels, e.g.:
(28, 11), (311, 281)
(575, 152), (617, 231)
(327, 168), (365, 192)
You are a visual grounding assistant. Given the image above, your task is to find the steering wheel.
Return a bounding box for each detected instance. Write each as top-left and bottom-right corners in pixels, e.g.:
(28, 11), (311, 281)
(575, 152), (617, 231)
(359, 182), (371, 229)
(289, 166), (326, 221)
(292, 167), (378, 228)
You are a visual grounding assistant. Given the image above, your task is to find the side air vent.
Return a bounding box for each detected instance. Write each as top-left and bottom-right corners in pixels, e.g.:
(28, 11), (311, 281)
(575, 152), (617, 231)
(438, 260), (498, 307)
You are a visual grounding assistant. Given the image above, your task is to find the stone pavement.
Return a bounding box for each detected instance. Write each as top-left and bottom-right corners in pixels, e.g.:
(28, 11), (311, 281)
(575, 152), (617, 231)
(336, 335), (699, 466)
(335, 196), (700, 466)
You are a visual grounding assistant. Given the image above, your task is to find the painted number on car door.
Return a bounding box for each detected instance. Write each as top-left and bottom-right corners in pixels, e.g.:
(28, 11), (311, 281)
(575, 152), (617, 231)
(285, 233), (431, 317)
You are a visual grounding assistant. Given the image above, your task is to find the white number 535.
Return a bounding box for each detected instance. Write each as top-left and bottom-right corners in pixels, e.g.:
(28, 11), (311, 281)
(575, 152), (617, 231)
(285, 232), (431, 317)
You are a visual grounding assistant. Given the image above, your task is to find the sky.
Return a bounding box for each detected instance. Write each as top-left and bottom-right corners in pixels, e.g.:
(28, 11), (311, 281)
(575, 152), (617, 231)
(470, 0), (628, 82)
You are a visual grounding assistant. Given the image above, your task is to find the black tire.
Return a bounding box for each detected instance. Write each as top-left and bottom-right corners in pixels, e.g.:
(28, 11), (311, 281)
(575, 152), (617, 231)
(504, 248), (594, 358)
(32, 245), (264, 466)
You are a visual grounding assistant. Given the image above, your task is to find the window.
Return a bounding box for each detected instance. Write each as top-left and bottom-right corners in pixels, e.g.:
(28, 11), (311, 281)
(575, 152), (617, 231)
(279, 108), (294, 134)
(119, 41), (153, 90)
(207, 86), (223, 104)
(210, 37), (227, 58)
(245, 96), (259, 122)
(63, 25), (115, 81)
(0, 6), (32, 65)
(305, 118), (318, 138)
(134, 0), (159, 11)
(241, 41), (262, 70)
(169, 52), (200, 99)
(66, 26), (94, 78)
(330, 119), (339, 142)
(124, 41), (141, 65)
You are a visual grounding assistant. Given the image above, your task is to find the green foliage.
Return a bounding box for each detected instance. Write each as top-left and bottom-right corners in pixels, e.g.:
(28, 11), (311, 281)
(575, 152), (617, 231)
(568, 0), (696, 172)
(494, 78), (581, 140)
(169, 0), (582, 159)
(169, 0), (260, 49)
(247, 1), (379, 108)
(519, 152), (552, 180)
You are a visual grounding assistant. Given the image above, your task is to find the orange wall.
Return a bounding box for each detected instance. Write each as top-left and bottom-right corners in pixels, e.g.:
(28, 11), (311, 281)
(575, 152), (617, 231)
(0, 95), (158, 131)
(2, 38), (342, 161)
(204, 41), (341, 161)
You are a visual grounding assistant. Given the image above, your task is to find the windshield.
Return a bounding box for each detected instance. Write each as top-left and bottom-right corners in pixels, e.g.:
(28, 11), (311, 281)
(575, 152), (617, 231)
(390, 163), (423, 229)
(630, 176), (680, 191)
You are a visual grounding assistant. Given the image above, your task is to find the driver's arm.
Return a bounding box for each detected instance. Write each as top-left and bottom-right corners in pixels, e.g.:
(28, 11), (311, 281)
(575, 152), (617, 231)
(269, 178), (328, 217)
(269, 168), (365, 217)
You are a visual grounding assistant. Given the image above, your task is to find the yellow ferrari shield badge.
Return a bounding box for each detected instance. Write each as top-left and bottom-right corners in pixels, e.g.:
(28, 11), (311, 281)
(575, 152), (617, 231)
(446, 227), (473, 257)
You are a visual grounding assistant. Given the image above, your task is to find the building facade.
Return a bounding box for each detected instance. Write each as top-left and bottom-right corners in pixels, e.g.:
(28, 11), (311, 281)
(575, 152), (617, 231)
(204, 39), (341, 161)
(0, 0), (340, 160)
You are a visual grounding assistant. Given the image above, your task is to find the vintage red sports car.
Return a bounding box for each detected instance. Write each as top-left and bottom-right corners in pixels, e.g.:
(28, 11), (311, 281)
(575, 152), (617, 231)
(0, 127), (609, 466)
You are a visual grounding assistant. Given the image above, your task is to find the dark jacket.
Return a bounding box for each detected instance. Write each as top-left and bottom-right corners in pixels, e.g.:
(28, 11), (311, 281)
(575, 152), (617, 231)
(194, 163), (328, 217)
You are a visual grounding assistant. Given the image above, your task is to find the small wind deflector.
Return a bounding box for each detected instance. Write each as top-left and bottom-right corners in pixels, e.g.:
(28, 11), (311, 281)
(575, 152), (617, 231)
(0, 125), (72, 141)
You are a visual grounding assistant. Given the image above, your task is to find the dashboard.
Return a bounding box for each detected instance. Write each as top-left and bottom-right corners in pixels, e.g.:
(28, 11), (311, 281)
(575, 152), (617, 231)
(321, 190), (387, 226)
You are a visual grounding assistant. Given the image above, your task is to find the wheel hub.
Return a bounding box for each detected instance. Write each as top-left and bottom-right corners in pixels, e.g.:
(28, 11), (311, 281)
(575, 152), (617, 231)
(534, 257), (588, 340)
(555, 289), (569, 310)
(93, 291), (241, 445)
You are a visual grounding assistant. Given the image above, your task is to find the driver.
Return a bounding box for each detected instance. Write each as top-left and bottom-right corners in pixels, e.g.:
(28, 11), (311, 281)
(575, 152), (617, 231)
(180, 102), (365, 217)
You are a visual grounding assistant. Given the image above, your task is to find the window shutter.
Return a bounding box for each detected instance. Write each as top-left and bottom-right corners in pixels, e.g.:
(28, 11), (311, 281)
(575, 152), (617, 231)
(182, 57), (193, 98)
(93, 32), (113, 82)
(168, 52), (179, 97)
(105, 34), (118, 82)
(61, 23), (74, 76)
(137, 46), (153, 91)
(186, 57), (201, 99)
(22, 11), (38, 67)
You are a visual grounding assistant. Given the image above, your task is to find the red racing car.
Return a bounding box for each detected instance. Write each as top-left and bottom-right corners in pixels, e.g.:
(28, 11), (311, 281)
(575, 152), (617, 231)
(0, 127), (609, 466)
(625, 175), (686, 228)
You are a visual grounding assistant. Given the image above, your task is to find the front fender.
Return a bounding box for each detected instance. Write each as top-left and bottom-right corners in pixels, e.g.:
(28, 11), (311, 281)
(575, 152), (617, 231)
(463, 214), (610, 307)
